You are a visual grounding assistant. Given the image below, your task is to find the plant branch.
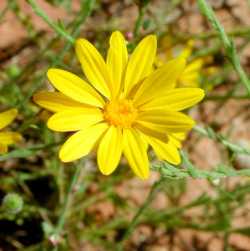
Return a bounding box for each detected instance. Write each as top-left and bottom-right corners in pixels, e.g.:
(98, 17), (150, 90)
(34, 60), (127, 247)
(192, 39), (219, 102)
(52, 164), (82, 250)
(133, 6), (146, 39)
(27, 0), (75, 44)
(198, 0), (250, 95)
(153, 159), (250, 180)
(194, 125), (250, 155)
(175, 26), (250, 41)
(116, 178), (165, 250)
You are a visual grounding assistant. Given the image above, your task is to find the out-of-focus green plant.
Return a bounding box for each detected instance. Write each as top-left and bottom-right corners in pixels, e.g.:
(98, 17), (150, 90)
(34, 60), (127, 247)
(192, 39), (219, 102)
(1, 193), (23, 215)
(0, 1), (250, 251)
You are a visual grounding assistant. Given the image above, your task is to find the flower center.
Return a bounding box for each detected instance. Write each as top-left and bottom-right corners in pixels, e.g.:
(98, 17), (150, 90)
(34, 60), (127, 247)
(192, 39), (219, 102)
(104, 99), (137, 127)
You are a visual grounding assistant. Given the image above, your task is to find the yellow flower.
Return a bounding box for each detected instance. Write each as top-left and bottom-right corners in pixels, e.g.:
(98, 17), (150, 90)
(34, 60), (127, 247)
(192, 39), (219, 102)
(33, 31), (204, 179)
(0, 109), (22, 153)
(157, 38), (204, 88)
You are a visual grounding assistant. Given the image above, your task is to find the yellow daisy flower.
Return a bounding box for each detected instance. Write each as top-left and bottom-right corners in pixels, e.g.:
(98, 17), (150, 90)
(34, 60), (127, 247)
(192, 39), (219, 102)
(33, 31), (204, 179)
(157, 38), (204, 88)
(0, 109), (22, 153)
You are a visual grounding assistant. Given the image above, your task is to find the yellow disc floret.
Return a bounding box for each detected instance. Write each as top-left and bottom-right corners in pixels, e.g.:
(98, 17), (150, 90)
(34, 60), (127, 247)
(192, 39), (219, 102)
(104, 99), (137, 128)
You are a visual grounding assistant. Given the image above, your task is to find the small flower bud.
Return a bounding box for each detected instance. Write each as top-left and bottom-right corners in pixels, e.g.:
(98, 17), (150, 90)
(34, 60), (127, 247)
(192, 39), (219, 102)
(126, 31), (133, 41)
(49, 234), (61, 246)
(6, 65), (21, 79)
(211, 178), (220, 186)
(2, 193), (23, 214)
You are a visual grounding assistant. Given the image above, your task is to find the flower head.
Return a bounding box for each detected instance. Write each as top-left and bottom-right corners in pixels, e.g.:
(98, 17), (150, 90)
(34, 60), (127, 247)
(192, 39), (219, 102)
(157, 38), (204, 88)
(0, 109), (22, 153)
(33, 31), (204, 179)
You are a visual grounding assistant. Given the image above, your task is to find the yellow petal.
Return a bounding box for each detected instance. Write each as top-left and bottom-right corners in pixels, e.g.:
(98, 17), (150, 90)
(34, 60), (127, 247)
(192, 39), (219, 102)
(139, 88), (205, 111)
(0, 132), (22, 145)
(33, 91), (91, 112)
(107, 31), (128, 97)
(59, 123), (108, 162)
(146, 136), (181, 165)
(75, 39), (111, 98)
(133, 58), (186, 106)
(47, 108), (103, 132)
(124, 35), (157, 95)
(0, 144), (8, 154)
(47, 69), (104, 107)
(0, 109), (18, 130)
(171, 132), (186, 141)
(178, 74), (200, 88)
(168, 136), (181, 148)
(123, 129), (149, 179)
(135, 121), (168, 142)
(178, 40), (194, 59)
(97, 126), (122, 175)
(137, 110), (195, 133)
(168, 133), (186, 148)
(183, 59), (203, 74)
(178, 59), (203, 88)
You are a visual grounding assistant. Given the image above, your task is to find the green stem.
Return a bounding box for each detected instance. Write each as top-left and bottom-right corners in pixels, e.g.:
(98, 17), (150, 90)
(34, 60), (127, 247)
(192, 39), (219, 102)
(205, 94), (250, 101)
(198, 0), (250, 96)
(153, 160), (250, 180)
(17, 0), (95, 110)
(176, 26), (250, 41)
(2, 0), (94, 104)
(0, 141), (64, 161)
(116, 178), (164, 251)
(27, 0), (75, 44)
(133, 6), (146, 39)
(194, 125), (250, 155)
(52, 164), (82, 250)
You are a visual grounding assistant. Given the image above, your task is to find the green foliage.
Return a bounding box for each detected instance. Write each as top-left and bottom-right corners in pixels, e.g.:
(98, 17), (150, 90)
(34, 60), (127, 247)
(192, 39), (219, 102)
(198, 0), (250, 95)
(0, 0), (250, 250)
(1, 193), (23, 215)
